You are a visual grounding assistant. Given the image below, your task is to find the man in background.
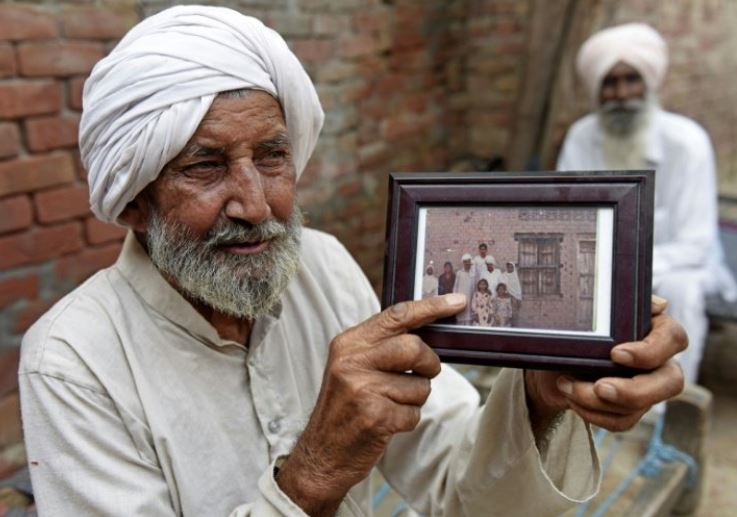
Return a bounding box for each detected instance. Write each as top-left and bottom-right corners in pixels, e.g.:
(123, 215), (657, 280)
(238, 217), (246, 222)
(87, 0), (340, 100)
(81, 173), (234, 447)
(557, 22), (736, 384)
(472, 242), (494, 280)
(453, 254), (475, 324)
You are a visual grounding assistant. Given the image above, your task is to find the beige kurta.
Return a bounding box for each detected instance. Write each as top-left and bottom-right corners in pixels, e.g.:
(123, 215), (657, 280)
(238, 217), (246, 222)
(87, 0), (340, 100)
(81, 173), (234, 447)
(19, 229), (599, 516)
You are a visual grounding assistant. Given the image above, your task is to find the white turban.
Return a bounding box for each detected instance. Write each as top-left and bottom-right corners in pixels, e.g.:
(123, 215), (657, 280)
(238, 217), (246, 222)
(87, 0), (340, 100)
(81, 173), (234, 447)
(484, 256), (496, 265)
(461, 254), (472, 261)
(80, 5), (324, 224)
(576, 23), (668, 102)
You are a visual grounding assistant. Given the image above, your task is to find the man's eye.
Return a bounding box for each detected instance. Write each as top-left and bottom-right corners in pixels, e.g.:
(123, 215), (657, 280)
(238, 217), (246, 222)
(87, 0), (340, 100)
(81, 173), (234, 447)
(258, 150), (289, 167)
(183, 161), (223, 172)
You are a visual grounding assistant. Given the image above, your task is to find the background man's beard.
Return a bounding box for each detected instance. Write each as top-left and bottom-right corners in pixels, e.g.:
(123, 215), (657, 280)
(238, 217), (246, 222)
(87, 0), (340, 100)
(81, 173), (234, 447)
(598, 98), (649, 137)
(597, 97), (653, 169)
(146, 208), (303, 319)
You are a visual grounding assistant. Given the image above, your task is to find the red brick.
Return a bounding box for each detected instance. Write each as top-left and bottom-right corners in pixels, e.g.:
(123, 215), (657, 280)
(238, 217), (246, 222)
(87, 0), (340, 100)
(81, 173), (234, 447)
(72, 150), (87, 180)
(313, 14), (351, 35)
(24, 114), (80, 152)
(0, 122), (20, 159)
(339, 33), (384, 59)
(61, 7), (135, 40)
(291, 39), (335, 62)
(0, 5), (58, 41)
(0, 222), (83, 269)
(34, 184), (89, 223)
(0, 80), (62, 119)
(0, 153), (76, 197)
(0, 350), (20, 397)
(55, 242), (121, 285)
(0, 44), (16, 78)
(0, 195), (32, 234)
(68, 76), (86, 110)
(352, 9), (392, 32)
(18, 41), (105, 77)
(0, 392), (21, 450)
(85, 217), (126, 244)
(13, 297), (58, 334)
(0, 274), (39, 310)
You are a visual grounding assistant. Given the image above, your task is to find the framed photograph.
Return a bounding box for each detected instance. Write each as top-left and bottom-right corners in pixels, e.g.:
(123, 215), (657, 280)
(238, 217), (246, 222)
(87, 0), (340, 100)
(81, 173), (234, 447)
(382, 171), (654, 376)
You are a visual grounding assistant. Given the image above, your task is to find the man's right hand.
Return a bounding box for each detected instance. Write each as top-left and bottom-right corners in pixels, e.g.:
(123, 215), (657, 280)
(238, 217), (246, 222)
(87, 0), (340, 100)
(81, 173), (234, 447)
(276, 293), (467, 516)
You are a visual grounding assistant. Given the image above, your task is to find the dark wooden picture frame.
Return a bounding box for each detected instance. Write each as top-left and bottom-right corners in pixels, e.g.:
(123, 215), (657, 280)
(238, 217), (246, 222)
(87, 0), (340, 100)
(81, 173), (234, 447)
(382, 171), (654, 376)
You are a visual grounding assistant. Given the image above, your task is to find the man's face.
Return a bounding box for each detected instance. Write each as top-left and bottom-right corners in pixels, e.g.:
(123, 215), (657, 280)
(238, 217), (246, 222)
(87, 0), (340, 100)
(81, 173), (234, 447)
(600, 61), (646, 104)
(463, 259), (471, 271)
(426, 266), (433, 275)
(478, 245), (487, 257)
(486, 263), (494, 272)
(147, 91), (296, 236)
(140, 91), (302, 318)
(597, 61), (649, 136)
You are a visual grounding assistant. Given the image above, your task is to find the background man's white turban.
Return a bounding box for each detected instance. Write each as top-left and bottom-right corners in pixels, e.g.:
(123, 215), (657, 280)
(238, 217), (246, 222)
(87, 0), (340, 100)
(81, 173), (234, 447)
(576, 23), (668, 102)
(80, 5), (324, 224)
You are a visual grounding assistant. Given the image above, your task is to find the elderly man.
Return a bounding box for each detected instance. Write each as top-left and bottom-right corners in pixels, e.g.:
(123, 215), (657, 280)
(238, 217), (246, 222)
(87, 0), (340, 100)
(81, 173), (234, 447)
(479, 256), (502, 298)
(20, 7), (685, 517)
(557, 22), (735, 384)
(452, 253), (476, 325)
(421, 263), (439, 298)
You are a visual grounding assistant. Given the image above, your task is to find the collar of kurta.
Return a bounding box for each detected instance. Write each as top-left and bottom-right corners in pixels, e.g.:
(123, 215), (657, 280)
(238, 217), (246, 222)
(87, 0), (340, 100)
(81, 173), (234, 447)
(114, 231), (282, 350)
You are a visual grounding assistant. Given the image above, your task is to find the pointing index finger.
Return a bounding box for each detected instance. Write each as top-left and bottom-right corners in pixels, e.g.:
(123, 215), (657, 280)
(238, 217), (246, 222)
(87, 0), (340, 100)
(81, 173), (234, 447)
(362, 294), (466, 341)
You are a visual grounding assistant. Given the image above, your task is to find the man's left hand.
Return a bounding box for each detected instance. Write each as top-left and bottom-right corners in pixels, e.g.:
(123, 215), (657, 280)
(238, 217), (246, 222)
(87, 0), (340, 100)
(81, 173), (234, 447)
(525, 295), (687, 434)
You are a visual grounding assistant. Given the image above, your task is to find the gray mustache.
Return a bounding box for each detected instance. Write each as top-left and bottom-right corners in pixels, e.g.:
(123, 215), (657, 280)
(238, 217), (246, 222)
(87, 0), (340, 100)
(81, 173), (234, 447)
(600, 99), (647, 114)
(204, 219), (288, 248)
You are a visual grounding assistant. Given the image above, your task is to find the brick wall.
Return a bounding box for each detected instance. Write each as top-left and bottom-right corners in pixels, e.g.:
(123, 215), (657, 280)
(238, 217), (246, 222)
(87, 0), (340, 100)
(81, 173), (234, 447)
(1, 0), (736, 349)
(0, 3), (137, 350)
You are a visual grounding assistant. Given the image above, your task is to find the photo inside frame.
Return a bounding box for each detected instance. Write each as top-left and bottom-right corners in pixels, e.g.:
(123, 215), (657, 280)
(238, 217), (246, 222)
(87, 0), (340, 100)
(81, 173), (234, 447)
(413, 206), (614, 336)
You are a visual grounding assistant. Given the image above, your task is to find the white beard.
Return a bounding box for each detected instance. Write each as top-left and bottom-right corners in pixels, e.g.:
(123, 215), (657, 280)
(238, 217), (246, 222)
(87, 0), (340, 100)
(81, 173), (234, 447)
(146, 207), (303, 319)
(597, 97), (655, 170)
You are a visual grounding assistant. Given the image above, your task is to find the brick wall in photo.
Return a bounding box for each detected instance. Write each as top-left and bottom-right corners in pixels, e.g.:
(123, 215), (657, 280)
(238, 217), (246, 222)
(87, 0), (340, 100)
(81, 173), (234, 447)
(422, 206), (599, 331)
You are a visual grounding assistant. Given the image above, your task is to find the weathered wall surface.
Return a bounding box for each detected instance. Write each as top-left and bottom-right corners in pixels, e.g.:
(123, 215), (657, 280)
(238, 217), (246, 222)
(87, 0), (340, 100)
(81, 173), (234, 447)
(1, 0), (735, 349)
(0, 2), (137, 349)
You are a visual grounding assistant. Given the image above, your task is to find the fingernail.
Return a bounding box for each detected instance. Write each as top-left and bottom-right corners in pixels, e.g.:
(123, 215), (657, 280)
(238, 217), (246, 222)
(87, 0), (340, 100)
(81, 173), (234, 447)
(597, 382), (617, 401)
(612, 348), (634, 365)
(557, 378), (573, 395)
(445, 293), (466, 307)
(652, 294), (667, 305)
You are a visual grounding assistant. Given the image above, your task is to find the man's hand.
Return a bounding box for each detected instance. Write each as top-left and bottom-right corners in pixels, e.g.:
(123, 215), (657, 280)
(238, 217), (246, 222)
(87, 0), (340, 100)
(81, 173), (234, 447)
(525, 295), (687, 440)
(276, 293), (466, 517)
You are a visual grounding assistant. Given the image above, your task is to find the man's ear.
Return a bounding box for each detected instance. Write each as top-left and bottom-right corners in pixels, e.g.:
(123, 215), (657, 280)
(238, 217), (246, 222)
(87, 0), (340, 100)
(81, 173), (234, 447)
(117, 196), (150, 233)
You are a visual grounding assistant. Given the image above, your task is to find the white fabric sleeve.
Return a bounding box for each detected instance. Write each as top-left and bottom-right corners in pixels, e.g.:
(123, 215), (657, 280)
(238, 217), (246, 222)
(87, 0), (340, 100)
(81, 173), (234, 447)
(21, 370), (357, 517)
(20, 372), (179, 516)
(652, 137), (718, 276)
(556, 129), (581, 171)
(379, 367), (600, 516)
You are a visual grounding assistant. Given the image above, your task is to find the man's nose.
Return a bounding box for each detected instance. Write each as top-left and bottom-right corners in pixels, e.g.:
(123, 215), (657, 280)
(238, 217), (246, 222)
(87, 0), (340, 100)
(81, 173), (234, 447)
(614, 78), (630, 100)
(224, 161), (271, 223)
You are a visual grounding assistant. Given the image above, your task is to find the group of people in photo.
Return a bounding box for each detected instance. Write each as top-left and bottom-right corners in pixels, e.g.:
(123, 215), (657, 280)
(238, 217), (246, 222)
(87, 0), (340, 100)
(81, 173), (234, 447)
(422, 243), (523, 328)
